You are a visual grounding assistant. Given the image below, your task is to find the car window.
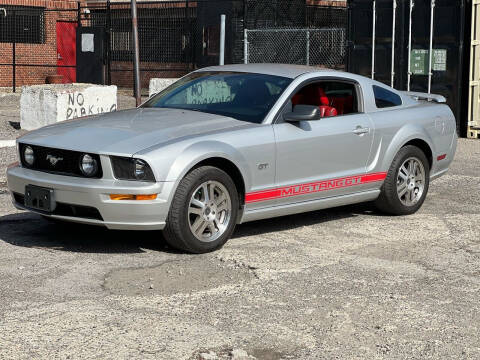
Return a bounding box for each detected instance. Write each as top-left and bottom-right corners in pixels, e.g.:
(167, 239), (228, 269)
(373, 85), (402, 108)
(290, 81), (359, 118)
(142, 71), (292, 124)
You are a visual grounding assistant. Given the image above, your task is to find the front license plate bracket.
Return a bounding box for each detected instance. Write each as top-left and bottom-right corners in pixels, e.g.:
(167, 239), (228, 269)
(24, 185), (56, 213)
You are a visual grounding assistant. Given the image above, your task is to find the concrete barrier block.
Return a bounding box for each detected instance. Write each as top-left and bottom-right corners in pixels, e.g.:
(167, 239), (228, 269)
(149, 78), (179, 98)
(20, 83), (117, 130)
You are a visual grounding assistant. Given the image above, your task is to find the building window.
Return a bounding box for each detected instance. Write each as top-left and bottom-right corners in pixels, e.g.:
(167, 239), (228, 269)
(0, 6), (45, 44)
(92, 7), (189, 63)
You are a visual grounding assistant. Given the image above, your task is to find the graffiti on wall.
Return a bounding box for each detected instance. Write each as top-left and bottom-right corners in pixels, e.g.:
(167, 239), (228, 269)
(65, 92), (117, 120)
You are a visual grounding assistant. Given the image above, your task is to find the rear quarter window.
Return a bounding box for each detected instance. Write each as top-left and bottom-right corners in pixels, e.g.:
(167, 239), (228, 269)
(373, 85), (402, 108)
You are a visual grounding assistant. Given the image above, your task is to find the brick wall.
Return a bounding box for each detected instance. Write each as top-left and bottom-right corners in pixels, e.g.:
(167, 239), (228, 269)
(0, 0), (79, 87)
(0, 0), (347, 89)
(110, 61), (190, 89)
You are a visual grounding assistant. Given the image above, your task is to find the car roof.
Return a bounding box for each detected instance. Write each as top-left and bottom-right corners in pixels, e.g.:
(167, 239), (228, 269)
(196, 63), (339, 79)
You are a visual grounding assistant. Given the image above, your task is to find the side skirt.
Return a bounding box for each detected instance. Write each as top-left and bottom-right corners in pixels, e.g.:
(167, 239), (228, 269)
(239, 190), (380, 224)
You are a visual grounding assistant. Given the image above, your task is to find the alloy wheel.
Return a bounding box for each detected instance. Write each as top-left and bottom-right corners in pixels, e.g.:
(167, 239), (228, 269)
(188, 180), (232, 242)
(396, 157), (426, 206)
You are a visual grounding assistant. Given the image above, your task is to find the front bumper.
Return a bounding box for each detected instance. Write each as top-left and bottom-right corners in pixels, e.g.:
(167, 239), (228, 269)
(7, 165), (175, 230)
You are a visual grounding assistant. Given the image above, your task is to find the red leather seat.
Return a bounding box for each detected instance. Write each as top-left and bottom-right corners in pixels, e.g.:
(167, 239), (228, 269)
(318, 105), (337, 117)
(291, 85), (338, 117)
(317, 88), (337, 117)
(331, 95), (353, 115)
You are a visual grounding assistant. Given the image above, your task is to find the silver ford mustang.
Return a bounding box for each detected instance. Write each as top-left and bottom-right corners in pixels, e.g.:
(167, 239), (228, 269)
(7, 64), (457, 253)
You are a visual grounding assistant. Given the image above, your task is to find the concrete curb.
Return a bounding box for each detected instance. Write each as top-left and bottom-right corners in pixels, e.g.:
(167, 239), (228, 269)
(0, 140), (16, 148)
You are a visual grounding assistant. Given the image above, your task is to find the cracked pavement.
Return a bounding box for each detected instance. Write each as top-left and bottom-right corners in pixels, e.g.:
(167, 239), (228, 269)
(0, 97), (479, 359)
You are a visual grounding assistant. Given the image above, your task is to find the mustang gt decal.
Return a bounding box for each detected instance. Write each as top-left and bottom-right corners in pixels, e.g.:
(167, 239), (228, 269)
(245, 172), (388, 203)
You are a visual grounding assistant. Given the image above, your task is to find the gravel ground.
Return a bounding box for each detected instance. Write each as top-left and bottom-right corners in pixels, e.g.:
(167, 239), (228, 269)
(0, 91), (479, 359)
(0, 93), (24, 140)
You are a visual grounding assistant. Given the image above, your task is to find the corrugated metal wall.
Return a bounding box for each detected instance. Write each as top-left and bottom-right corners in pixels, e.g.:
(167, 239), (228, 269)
(468, 0), (480, 138)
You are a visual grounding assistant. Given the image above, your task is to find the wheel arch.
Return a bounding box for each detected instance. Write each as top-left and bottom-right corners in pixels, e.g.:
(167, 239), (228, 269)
(160, 140), (251, 221)
(189, 157), (246, 207)
(401, 138), (433, 169)
(380, 124), (436, 173)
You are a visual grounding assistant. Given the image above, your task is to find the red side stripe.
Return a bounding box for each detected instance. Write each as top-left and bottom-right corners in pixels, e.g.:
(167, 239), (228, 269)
(245, 172), (387, 204)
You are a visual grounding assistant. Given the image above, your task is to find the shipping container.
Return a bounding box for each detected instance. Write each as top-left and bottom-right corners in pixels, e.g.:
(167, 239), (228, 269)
(347, 0), (472, 136)
(468, 0), (480, 138)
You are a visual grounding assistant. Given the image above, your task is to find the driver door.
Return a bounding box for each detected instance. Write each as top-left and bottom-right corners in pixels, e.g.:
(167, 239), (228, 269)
(273, 80), (375, 206)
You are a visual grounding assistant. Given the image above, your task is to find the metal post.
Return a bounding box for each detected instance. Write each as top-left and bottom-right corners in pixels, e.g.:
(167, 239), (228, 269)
(244, 29), (248, 64)
(12, 9), (16, 93)
(371, 0), (376, 79)
(77, 1), (81, 28)
(106, 0), (111, 85)
(130, 0), (141, 106)
(427, 0), (435, 94)
(187, 0), (195, 69)
(219, 14), (226, 65)
(407, 0), (414, 91)
(390, 0), (397, 87)
(306, 30), (310, 66)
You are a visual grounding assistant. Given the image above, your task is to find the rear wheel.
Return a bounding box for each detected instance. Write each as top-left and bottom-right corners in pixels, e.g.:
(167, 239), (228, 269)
(375, 145), (430, 215)
(163, 166), (239, 253)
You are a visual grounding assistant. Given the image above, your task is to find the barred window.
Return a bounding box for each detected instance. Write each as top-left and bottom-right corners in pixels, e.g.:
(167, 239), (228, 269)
(0, 5), (45, 44)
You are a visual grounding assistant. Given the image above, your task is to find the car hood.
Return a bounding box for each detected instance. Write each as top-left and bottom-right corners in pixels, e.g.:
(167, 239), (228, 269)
(18, 108), (251, 156)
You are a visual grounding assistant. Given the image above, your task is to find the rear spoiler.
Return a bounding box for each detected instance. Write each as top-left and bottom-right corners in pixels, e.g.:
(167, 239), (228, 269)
(401, 91), (446, 103)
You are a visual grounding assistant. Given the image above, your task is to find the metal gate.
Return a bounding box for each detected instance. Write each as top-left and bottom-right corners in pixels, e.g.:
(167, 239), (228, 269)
(76, 27), (106, 84)
(244, 28), (346, 68)
(348, 0), (470, 135)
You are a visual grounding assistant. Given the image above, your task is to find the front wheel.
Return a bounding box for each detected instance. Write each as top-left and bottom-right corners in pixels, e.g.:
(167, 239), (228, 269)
(163, 166), (239, 253)
(375, 145), (430, 215)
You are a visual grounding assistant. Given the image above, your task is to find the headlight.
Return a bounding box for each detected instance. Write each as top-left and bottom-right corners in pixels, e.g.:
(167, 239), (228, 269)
(111, 156), (155, 182)
(23, 146), (35, 166)
(134, 159), (149, 180)
(79, 153), (98, 177)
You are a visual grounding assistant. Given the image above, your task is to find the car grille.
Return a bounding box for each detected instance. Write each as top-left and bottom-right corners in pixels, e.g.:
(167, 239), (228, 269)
(13, 193), (104, 221)
(19, 143), (103, 179)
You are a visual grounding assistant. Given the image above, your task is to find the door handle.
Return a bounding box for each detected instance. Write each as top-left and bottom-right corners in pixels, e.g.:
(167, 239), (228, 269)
(353, 126), (370, 135)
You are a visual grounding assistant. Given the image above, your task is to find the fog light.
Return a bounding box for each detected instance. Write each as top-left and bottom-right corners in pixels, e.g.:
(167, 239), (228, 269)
(80, 154), (98, 177)
(24, 146), (35, 166)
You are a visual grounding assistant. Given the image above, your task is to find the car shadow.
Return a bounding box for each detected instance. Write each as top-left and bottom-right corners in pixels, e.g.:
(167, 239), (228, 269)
(232, 202), (385, 239)
(0, 212), (173, 254)
(0, 203), (386, 254)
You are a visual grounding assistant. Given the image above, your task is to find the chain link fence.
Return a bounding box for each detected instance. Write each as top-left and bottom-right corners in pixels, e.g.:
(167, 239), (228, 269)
(244, 28), (346, 68)
(0, 0), (348, 90)
(243, 2), (347, 69)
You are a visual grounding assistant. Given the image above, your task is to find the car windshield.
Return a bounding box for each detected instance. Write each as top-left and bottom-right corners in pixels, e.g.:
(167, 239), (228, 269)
(141, 71), (292, 124)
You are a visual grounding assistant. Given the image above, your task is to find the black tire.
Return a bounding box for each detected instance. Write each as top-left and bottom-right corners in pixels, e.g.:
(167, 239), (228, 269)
(162, 166), (239, 253)
(375, 145), (430, 215)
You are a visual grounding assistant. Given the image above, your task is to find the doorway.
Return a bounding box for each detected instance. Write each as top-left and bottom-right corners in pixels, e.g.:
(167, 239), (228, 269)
(56, 21), (77, 83)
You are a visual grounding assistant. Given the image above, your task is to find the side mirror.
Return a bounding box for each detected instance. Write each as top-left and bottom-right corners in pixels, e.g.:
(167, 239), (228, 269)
(283, 105), (321, 122)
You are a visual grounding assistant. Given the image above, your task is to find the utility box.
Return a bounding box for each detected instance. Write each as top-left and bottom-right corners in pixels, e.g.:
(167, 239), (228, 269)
(347, 0), (472, 136)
